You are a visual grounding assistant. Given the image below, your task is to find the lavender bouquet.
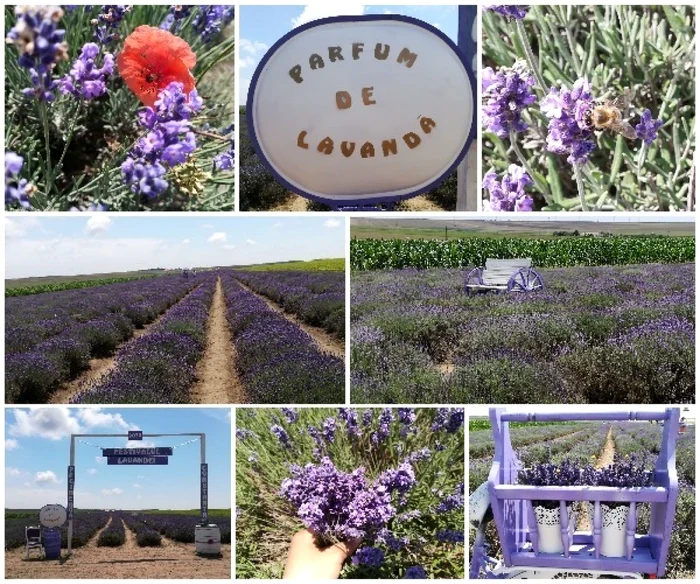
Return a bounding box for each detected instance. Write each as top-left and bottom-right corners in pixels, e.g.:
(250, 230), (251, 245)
(236, 407), (465, 579)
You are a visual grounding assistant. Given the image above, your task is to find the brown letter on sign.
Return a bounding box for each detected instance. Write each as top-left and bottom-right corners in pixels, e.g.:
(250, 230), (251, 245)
(403, 132), (421, 149)
(297, 131), (309, 149)
(328, 46), (344, 62)
(318, 137), (334, 154)
(396, 47), (418, 68)
(341, 141), (356, 157)
(289, 65), (303, 83)
(336, 91), (352, 110)
(309, 54), (325, 70)
(420, 117), (436, 133)
(381, 139), (398, 157)
(360, 142), (376, 158)
(362, 87), (376, 106)
(374, 43), (390, 60)
(352, 43), (364, 59)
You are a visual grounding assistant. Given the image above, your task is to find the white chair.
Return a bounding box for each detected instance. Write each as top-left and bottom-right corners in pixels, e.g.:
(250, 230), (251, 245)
(25, 526), (44, 559)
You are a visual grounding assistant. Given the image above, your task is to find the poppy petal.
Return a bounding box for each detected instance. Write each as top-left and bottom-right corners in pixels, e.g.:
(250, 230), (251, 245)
(117, 25), (196, 107)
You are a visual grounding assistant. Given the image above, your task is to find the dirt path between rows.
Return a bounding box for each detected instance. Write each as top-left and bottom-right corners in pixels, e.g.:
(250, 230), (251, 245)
(237, 281), (345, 359)
(5, 516), (230, 579)
(191, 278), (245, 404)
(49, 285), (202, 404)
(578, 427), (616, 530)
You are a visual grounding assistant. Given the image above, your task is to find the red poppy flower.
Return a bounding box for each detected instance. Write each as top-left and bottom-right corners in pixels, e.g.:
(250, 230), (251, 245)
(117, 25), (196, 107)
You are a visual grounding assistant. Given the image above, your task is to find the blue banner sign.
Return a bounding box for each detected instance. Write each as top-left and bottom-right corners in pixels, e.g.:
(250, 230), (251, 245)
(102, 447), (173, 456)
(128, 430), (143, 441)
(67, 465), (75, 519)
(107, 456), (169, 465)
(201, 463), (208, 524)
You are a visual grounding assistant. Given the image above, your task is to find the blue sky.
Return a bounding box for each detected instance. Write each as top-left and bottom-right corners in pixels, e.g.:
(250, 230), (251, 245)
(239, 5), (459, 103)
(5, 407), (231, 510)
(5, 216), (345, 279)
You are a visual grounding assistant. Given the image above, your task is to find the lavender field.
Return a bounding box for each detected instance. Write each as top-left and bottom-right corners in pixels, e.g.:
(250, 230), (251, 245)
(351, 263), (694, 404)
(468, 419), (696, 578)
(6, 269), (345, 404)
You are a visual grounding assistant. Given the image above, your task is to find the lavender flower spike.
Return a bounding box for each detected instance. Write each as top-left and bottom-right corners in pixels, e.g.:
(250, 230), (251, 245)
(5, 152), (35, 209)
(485, 5), (528, 19)
(482, 61), (536, 138)
(59, 42), (114, 100)
(483, 164), (534, 212)
(6, 6), (69, 101)
(540, 78), (596, 165)
(635, 109), (663, 145)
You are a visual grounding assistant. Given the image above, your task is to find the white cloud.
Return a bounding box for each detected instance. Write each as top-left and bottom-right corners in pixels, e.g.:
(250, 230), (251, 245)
(239, 55), (259, 68)
(240, 38), (269, 56)
(324, 218), (342, 229)
(101, 488), (123, 496)
(86, 215), (112, 235)
(35, 471), (59, 484)
(182, 238), (190, 244)
(87, 468), (98, 476)
(8, 467), (22, 477)
(8, 408), (82, 441)
(246, 239), (257, 246)
(272, 222), (283, 229)
(201, 224), (215, 230)
(78, 408), (130, 430)
(95, 456), (106, 465)
(5, 438), (19, 451)
(8, 407), (134, 442)
(133, 483), (142, 488)
(208, 232), (227, 243)
(5, 217), (40, 239)
(239, 39), (269, 68)
(137, 475), (145, 480)
(222, 244), (236, 250)
(293, 4), (365, 27)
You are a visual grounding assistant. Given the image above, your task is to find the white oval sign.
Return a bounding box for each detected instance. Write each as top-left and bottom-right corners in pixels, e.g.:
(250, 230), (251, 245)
(248, 15), (474, 205)
(40, 504), (67, 528)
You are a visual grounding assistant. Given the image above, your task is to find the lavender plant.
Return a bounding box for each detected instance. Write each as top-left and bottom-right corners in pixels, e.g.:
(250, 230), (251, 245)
(236, 408), (465, 579)
(482, 5), (694, 211)
(4, 5), (235, 211)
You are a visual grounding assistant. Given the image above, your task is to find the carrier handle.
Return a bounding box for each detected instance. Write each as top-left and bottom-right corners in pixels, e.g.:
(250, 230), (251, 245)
(501, 410), (672, 422)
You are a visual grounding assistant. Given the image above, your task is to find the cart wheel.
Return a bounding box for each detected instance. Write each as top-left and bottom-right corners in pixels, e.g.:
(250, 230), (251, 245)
(507, 268), (544, 293)
(464, 266), (484, 294)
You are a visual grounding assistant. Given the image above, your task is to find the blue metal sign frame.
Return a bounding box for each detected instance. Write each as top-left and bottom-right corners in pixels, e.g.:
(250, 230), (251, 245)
(246, 12), (477, 210)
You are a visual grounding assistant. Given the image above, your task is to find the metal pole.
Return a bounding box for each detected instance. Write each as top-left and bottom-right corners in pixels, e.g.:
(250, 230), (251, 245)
(200, 433), (208, 525)
(67, 435), (75, 554)
(457, 5), (478, 211)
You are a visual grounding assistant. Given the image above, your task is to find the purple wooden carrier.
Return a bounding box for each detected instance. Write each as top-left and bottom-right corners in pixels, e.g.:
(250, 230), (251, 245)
(488, 408), (680, 577)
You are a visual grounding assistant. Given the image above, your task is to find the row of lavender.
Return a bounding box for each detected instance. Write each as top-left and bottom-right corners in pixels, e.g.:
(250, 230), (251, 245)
(6, 275), (202, 403)
(468, 423), (608, 491)
(233, 270), (345, 340)
(608, 422), (695, 578)
(221, 274), (344, 403)
(352, 263), (694, 404)
(72, 274), (218, 404)
(5, 511), (110, 549)
(130, 513), (231, 544)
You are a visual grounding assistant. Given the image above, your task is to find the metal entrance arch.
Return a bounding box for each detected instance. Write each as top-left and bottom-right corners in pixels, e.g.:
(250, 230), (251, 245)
(67, 432), (207, 553)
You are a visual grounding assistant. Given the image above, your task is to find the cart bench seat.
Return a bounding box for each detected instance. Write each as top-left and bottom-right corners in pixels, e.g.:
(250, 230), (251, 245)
(465, 258), (542, 293)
